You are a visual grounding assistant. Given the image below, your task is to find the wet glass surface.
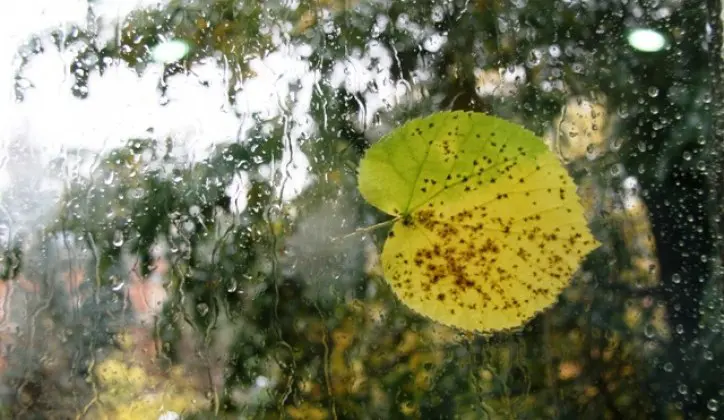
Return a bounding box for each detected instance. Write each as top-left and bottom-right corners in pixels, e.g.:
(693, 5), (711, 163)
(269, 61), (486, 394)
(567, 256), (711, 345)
(0, 0), (723, 418)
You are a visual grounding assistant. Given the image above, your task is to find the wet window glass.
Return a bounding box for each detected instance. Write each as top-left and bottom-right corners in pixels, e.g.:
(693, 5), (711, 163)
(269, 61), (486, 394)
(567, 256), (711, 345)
(1, 0), (723, 418)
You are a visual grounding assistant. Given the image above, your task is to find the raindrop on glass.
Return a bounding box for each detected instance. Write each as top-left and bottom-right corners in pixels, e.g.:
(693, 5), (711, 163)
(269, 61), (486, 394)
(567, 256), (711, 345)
(644, 323), (656, 338)
(422, 34), (445, 53)
(617, 105), (630, 119)
(431, 5), (445, 22)
(610, 137), (624, 151)
(104, 172), (115, 185)
(708, 399), (719, 412)
(527, 49), (542, 67)
(110, 275), (125, 291)
(112, 230), (124, 247)
(197, 302), (209, 316)
(227, 280), (238, 293)
(585, 144), (599, 160)
(549, 44), (561, 58)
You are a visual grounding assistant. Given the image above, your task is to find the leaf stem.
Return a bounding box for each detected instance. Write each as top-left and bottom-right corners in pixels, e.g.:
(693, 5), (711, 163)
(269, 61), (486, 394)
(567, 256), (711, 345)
(334, 217), (400, 241)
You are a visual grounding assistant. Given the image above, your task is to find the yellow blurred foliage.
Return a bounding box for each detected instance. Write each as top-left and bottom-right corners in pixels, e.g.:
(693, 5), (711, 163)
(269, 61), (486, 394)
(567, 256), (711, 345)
(558, 361), (581, 381)
(90, 351), (209, 419)
(293, 0), (362, 35)
(287, 402), (329, 420)
(549, 97), (608, 161)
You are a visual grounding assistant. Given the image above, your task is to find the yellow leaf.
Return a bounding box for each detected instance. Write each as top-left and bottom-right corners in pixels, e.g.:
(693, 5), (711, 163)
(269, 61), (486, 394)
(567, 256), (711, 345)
(357, 111), (599, 333)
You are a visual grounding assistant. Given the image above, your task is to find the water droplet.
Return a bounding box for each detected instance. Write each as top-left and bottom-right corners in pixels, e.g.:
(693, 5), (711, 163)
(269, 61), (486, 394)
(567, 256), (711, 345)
(104, 172), (115, 185)
(189, 205), (201, 217)
(683, 151), (692, 161)
(610, 137), (624, 151)
(585, 143), (599, 160)
(196, 303), (209, 316)
(648, 86), (659, 97)
(697, 160), (706, 171)
(112, 230), (124, 247)
(130, 188), (144, 199)
(549, 44), (561, 58)
(422, 34), (446, 53)
(431, 5), (445, 22)
(527, 49), (543, 67)
(617, 105), (630, 119)
(678, 384), (688, 395)
(227, 280), (238, 293)
(663, 362), (674, 372)
(704, 350), (714, 361)
(183, 220), (195, 233)
(644, 323), (656, 338)
(110, 275), (125, 291)
(672, 273), (681, 284)
(708, 399), (719, 412)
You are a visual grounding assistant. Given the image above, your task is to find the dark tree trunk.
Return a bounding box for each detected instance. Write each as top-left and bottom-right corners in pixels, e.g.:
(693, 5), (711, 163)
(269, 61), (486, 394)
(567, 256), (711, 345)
(616, 3), (722, 417)
(644, 164), (713, 417)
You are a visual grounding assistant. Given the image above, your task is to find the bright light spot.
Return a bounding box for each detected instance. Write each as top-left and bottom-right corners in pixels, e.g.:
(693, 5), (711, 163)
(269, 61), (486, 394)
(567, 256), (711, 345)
(627, 28), (667, 52)
(226, 172), (251, 214)
(255, 375), (270, 388)
(623, 176), (639, 191)
(157, 412), (180, 420)
(150, 39), (190, 63)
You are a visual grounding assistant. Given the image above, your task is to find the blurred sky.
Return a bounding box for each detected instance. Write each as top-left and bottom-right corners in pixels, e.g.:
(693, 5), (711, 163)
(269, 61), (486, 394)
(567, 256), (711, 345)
(0, 0), (427, 235)
(0, 0), (323, 227)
